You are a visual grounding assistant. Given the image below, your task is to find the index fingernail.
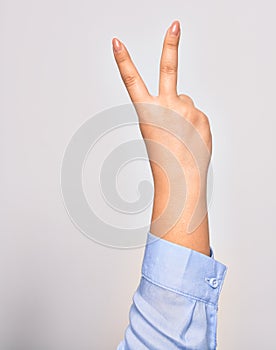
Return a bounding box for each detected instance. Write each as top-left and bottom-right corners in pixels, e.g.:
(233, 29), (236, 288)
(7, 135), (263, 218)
(112, 38), (122, 53)
(170, 21), (180, 36)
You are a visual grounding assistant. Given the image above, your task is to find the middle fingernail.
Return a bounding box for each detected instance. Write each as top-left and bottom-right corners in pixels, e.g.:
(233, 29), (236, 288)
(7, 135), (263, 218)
(170, 21), (180, 36)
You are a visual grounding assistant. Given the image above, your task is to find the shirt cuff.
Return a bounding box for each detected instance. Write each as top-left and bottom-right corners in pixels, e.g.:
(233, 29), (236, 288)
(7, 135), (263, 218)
(141, 232), (227, 307)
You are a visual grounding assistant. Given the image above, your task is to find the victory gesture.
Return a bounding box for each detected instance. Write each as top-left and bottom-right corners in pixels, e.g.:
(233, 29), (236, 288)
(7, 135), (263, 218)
(112, 21), (211, 256)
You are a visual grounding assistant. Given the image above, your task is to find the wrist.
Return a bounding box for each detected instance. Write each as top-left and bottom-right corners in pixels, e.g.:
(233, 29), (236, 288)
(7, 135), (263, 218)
(150, 166), (210, 256)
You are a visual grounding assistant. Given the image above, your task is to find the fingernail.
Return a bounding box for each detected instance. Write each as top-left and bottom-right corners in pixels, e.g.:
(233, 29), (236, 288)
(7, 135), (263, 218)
(170, 20), (180, 36)
(112, 38), (122, 53)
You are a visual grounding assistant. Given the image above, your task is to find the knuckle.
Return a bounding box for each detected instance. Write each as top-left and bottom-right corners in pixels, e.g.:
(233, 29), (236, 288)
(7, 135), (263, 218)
(160, 63), (177, 75)
(116, 52), (128, 64)
(200, 113), (210, 127)
(122, 74), (137, 88)
(186, 96), (195, 105)
(179, 94), (195, 106)
(194, 110), (210, 127)
(165, 39), (178, 50)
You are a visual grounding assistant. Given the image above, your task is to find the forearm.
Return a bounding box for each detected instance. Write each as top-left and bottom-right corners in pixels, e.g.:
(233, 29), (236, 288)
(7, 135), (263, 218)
(150, 158), (211, 256)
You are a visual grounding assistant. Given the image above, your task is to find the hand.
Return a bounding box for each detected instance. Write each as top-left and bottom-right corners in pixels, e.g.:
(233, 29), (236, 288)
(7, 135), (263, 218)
(112, 21), (211, 256)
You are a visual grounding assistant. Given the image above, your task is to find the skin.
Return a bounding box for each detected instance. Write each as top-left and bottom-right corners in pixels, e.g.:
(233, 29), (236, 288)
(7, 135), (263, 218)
(112, 20), (211, 256)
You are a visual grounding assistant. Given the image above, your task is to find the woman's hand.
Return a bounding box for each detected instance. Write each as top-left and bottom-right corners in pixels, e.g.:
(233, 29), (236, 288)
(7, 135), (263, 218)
(112, 21), (211, 256)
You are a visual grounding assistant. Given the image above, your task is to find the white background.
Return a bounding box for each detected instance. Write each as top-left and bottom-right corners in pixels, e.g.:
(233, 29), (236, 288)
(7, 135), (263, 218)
(1, 0), (276, 349)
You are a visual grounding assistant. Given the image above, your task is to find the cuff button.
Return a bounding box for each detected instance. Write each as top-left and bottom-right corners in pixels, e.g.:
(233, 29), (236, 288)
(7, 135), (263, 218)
(205, 277), (219, 288)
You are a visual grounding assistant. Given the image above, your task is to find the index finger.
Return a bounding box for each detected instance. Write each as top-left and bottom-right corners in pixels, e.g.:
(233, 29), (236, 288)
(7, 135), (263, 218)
(159, 21), (181, 98)
(112, 38), (150, 103)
